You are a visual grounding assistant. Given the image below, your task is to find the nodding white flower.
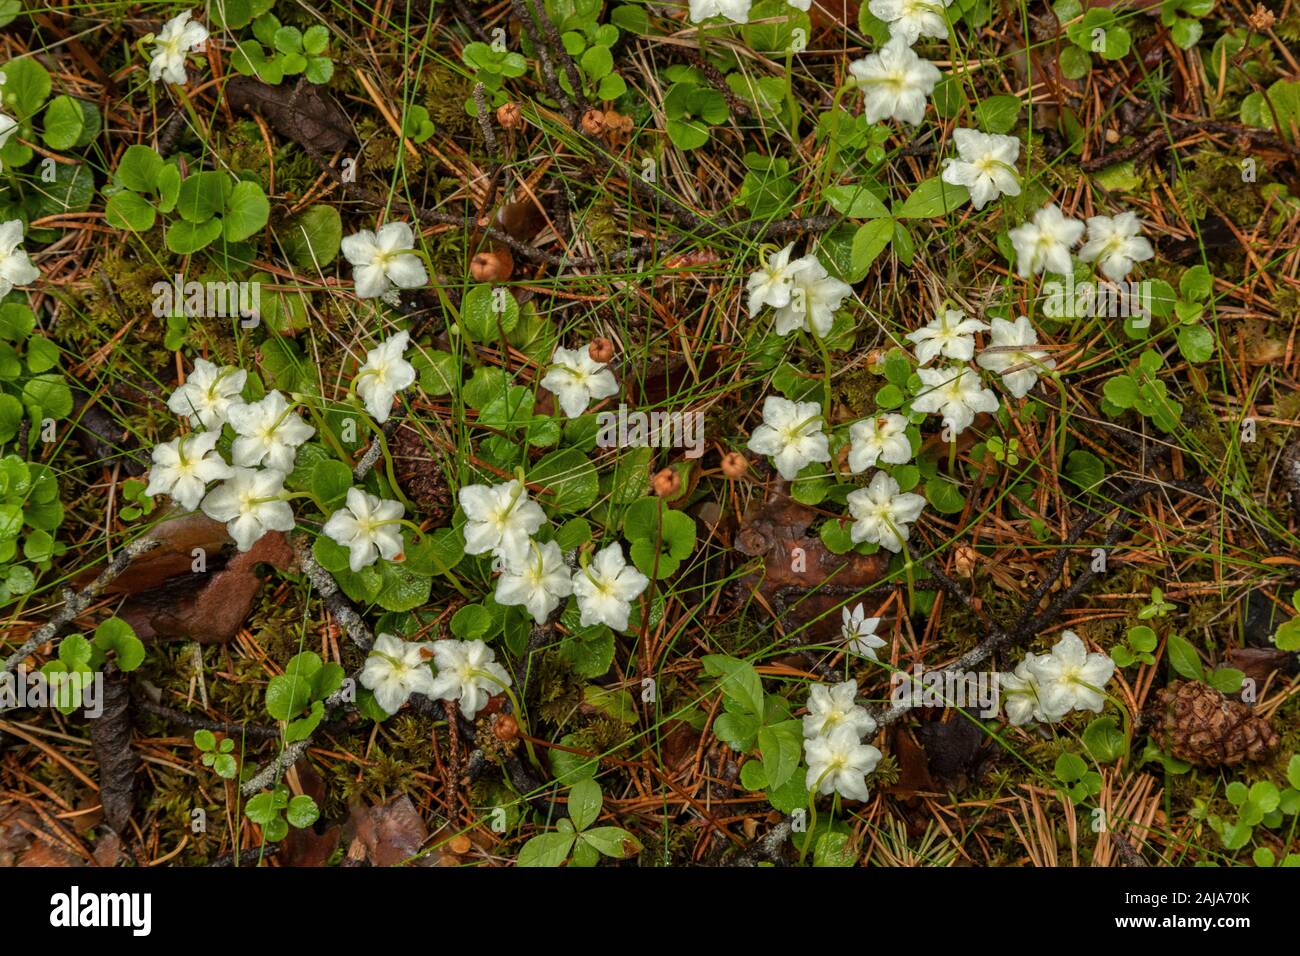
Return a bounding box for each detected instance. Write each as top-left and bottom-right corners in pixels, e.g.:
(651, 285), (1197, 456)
(572, 543), (649, 632)
(804, 724), (881, 802)
(772, 256), (853, 339)
(848, 413), (912, 473)
(0, 219), (40, 298)
(847, 38), (942, 125)
(341, 222), (428, 299)
(911, 365), (999, 436)
(940, 128), (1021, 210)
(200, 466), (295, 552)
(540, 345), (619, 419)
(495, 539), (573, 624)
(458, 479), (547, 565)
(905, 307), (990, 366)
(429, 639), (513, 720)
(1078, 211), (1155, 282)
(144, 430), (232, 511)
(842, 604), (887, 660)
(360, 633), (437, 715)
(1000, 653), (1051, 726)
(0, 114), (17, 170)
(353, 330), (415, 424)
(869, 0), (953, 45)
(976, 315), (1055, 399)
(846, 471), (926, 552)
(803, 680), (877, 739)
(148, 10), (208, 85)
(166, 358), (248, 430)
(747, 396), (831, 480)
(746, 243), (801, 313)
(322, 487), (405, 573)
(1008, 204), (1084, 277)
(227, 390), (315, 473)
(1029, 630), (1115, 719)
(688, 0), (751, 23)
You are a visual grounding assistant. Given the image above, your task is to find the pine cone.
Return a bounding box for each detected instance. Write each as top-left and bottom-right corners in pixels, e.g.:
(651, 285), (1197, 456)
(390, 424), (452, 524)
(1149, 681), (1279, 767)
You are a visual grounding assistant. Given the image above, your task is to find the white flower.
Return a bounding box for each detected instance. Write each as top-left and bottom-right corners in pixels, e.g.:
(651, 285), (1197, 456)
(540, 345), (619, 419)
(429, 639), (513, 720)
(1030, 630), (1115, 719)
(495, 540), (573, 624)
(688, 0), (751, 23)
(940, 128), (1021, 210)
(771, 255), (853, 338)
(200, 467), (295, 552)
(1007, 204), (1084, 277)
(459, 479), (547, 565)
(847, 413), (912, 473)
(846, 471), (926, 553)
(905, 307), (990, 366)
(166, 358), (247, 430)
(842, 604), (887, 660)
(360, 633), (437, 715)
(804, 724), (881, 802)
(572, 543), (649, 632)
(999, 654), (1050, 726)
(144, 430), (232, 511)
(911, 365), (999, 436)
(746, 243), (802, 313)
(148, 10), (208, 85)
(322, 487), (405, 573)
(0, 114), (17, 171)
(975, 315), (1055, 399)
(353, 330), (416, 424)
(0, 219), (39, 298)
(869, 0), (953, 45)
(803, 680), (877, 739)
(1077, 211), (1155, 282)
(746, 396), (831, 480)
(846, 38), (941, 125)
(340, 222), (428, 299)
(227, 390), (315, 472)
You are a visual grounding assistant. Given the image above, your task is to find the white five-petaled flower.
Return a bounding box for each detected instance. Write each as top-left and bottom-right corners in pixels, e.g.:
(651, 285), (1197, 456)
(0, 219), (40, 298)
(341, 222), (428, 299)
(495, 540), (573, 624)
(147, 10), (209, 85)
(940, 128), (1021, 210)
(1030, 630), (1116, 719)
(572, 543), (649, 632)
(322, 487), (405, 573)
(746, 396), (831, 481)
(846, 38), (942, 126)
(539, 345), (619, 419)
(842, 604), (888, 660)
(144, 430), (232, 511)
(200, 466), (295, 552)
(166, 357), (248, 430)
(687, 0), (751, 23)
(227, 390), (315, 472)
(868, 0), (954, 45)
(360, 633), (437, 716)
(803, 680), (877, 740)
(1008, 204), (1085, 277)
(976, 315), (1055, 399)
(771, 255), (853, 339)
(911, 365), (1000, 436)
(1077, 211), (1155, 282)
(746, 243), (801, 314)
(429, 639), (513, 720)
(848, 413), (912, 473)
(999, 653), (1051, 726)
(905, 307), (990, 366)
(0, 114), (17, 171)
(353, 330), (416, 424)
(846, 471), (927, 552)
(804, 724), (881, 802)
(458, 479), (547, 565)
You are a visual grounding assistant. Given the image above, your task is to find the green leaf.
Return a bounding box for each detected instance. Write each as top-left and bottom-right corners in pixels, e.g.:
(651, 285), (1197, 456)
(286, 794), (320, 828)
(1176, 324), (1215, 364)
(824, 183), (889, 219)
(265, 673), (314, 721)
(898, 177), (970, 218)
(461, 283), (519, 340)
(1082, 716), (1126, 763)
(1064, 450), (1105, 491)
(22, 374), (73, 420)
(757, 719), (803, 790)
(302, 24), (330, 54)
(528, 447), (599, 514)
(1166, 633), (1204, 681)
(517, 831), (576, 867)
(165, 217), (223, 254)
(1054, 751), (1087, 783)
(104, 191), (156, 233)
(42, 95), (100, 150)
(974, 94), (1022, 134)
(701, 654), (765, 718)
(578, 826), (641, 859)
(850, 218), (893, 276)
(567, 778), (602, 831)
(92, 617), (145, 671)
(924, 477), (966, 515)
(176, 171), (232, 223)
(549, 732), (599, 785)
(1, 58), (51, 121)
(223, 180), (270, 242)
(59, 633), (93, 670)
